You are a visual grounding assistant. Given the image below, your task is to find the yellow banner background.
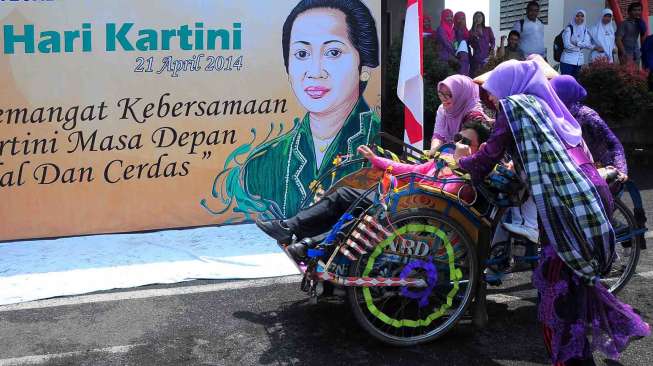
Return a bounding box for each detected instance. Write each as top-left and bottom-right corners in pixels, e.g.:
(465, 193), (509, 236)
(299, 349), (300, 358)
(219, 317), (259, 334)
(0, 0), (382, 240)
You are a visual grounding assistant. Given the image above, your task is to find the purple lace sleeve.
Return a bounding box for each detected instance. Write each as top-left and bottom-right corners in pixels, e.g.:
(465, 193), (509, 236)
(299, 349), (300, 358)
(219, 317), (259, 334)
(458, 111), (513, 182)
(576, 106), (628, 175)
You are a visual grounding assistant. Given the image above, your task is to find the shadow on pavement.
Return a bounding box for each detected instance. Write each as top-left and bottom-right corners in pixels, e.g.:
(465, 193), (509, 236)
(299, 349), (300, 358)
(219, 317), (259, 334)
(233, 296), (550, 365)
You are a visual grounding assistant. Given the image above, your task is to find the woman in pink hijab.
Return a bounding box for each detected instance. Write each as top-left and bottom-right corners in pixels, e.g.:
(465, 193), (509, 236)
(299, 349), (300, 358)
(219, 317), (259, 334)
(430, 74), (484, 152)
(436, 9), (455, 63)
(454, 11), (471, 75)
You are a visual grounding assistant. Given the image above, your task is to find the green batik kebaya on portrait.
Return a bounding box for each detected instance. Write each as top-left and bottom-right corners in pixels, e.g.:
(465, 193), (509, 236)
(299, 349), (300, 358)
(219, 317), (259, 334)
(243, 98), (379, 218)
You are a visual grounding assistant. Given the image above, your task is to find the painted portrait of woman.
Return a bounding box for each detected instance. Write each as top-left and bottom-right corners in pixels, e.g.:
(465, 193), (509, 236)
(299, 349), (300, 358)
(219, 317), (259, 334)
(202, 0), (380, 220)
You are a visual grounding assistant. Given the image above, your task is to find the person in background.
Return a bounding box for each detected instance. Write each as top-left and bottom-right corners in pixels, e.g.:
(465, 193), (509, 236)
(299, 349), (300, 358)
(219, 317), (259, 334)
(454, 11), (471, 76)
(512, 1), (545, 58)
(642, 34), (653, 90)
(637, 12), (649, 42)
(497, 30), (525, 61)
(551, 75), (628, 185)
(589, 8), (617, 63)
(617, 2), (644, 66)
(430, 75), (485, 153)
(436, 9), (456, 63)
(423, 14), (436, 41)
(560, 9), (595, 78)
(469, 11), (495, 76)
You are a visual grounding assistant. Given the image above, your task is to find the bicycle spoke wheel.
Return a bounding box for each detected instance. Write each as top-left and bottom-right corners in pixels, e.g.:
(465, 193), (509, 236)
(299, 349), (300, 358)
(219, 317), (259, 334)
(347, 208), (477, 346)
(601, 198), (642, 294)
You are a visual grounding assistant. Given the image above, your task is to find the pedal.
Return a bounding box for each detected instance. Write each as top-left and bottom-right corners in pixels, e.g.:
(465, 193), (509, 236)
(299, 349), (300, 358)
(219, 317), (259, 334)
(300, 261), (316, 293)
(308, 280), (319, 304)
(484, 270), (505, 286)
(300, 273), (311, 292)
(509, 239), (539, 272)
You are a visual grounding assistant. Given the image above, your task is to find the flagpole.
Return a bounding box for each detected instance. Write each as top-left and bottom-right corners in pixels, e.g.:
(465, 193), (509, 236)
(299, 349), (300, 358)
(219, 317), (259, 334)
(397, 0), (425, 151)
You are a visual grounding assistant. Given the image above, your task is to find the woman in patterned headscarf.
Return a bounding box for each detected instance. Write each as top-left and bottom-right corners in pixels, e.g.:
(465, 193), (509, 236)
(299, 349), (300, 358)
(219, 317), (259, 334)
(455, 59), (650, 365)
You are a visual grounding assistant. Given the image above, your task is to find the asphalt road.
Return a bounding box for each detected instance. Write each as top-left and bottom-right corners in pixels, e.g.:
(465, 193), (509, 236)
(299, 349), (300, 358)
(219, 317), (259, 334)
(0, 170), (652, 366)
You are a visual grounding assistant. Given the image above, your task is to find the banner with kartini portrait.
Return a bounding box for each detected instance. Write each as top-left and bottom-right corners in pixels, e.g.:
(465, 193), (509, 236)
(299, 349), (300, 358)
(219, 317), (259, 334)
(0, 0), (381, 240)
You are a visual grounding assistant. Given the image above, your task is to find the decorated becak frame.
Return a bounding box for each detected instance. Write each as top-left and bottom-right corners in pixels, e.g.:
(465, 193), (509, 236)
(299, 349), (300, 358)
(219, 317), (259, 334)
(272, 56), (645, 346)
(273, 130), (643, 346)
(273, 131), (508, 346)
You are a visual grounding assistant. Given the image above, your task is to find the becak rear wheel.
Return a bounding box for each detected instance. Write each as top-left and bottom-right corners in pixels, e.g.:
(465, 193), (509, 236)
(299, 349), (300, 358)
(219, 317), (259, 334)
(347, 208), (478, 346)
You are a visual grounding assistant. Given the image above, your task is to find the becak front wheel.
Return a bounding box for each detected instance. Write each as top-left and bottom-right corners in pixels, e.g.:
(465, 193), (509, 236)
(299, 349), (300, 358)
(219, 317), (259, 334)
(346, 208), (478, 346)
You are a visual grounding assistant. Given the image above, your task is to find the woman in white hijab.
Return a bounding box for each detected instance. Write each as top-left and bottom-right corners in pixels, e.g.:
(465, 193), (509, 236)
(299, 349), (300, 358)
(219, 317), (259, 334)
(589, 8), (616, 62)
(560, 9), (595, 78)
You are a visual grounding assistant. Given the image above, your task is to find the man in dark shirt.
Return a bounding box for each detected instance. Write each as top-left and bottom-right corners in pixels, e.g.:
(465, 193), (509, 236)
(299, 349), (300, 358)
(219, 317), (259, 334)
(616, 2), (644, 66)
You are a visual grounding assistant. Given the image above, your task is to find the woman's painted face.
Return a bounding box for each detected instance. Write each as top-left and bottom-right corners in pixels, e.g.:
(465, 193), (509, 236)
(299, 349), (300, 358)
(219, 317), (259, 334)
(438, 84), (453, 110)
(445, 12), (453, 23)
(575, 12), (584, 25)
(288, 8), (361, 114)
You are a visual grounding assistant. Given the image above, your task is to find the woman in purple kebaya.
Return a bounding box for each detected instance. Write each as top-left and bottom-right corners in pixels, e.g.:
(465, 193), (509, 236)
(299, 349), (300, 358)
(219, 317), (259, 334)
(436, 9), (456, 63)
(550, 75), (628, 183)
(454, 11), (470, 76)
(469, 11), (495, 76)
(453, 60), (649, 365)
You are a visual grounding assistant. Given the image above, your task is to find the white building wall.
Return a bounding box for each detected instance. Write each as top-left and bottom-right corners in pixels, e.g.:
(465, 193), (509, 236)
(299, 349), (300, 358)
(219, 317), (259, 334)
(489, 0), (502, 35)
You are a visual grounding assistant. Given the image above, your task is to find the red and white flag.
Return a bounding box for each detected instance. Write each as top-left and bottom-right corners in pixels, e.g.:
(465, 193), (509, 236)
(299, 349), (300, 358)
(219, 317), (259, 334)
(397, 0), (424, 149)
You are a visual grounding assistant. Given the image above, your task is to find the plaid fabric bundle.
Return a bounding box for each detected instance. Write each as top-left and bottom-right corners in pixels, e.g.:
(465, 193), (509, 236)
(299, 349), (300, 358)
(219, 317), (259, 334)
(501, 95), (615, 283)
